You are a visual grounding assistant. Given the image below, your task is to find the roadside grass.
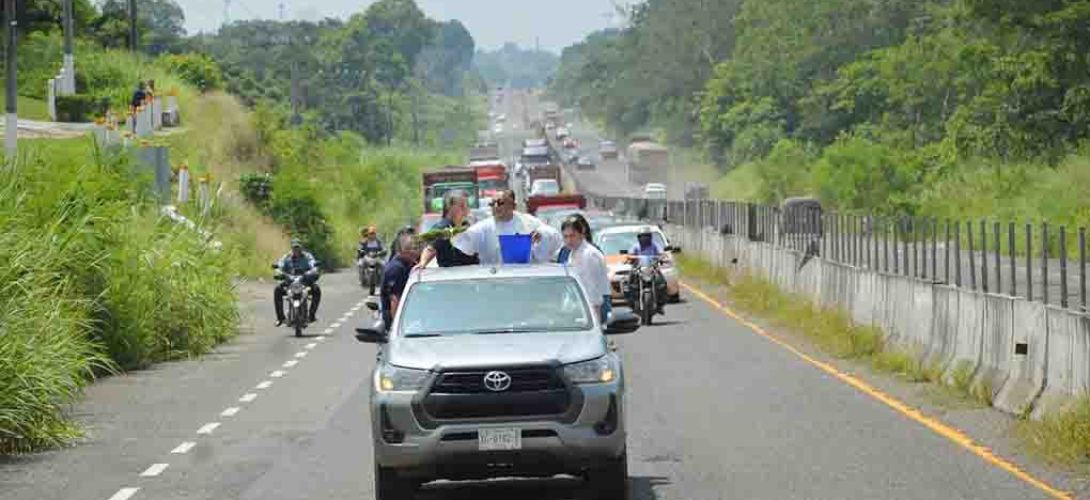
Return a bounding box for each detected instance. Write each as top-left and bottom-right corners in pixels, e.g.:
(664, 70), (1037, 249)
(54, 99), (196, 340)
(163, 93), (287, 277)
(0, 95), (51, 121)
(0, 138), (238, 453)
(676, 255), (984, 402)
(1016, 398), (1090, 472)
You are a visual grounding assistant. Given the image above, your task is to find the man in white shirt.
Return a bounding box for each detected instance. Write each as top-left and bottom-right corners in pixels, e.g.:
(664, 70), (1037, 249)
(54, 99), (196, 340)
(452, 189), (562, 264)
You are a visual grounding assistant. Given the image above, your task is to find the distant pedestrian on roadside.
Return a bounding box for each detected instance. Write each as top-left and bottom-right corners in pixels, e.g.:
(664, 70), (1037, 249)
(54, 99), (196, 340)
(130, 81), (147, 131)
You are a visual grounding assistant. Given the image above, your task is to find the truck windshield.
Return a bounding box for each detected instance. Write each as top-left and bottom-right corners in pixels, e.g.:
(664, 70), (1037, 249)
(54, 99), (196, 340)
(399, 277), (593, 335)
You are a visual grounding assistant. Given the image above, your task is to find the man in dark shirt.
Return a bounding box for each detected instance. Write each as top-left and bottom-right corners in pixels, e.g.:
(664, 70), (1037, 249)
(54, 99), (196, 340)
(416, 190), (479, 268)
(381, 233), (420, 331)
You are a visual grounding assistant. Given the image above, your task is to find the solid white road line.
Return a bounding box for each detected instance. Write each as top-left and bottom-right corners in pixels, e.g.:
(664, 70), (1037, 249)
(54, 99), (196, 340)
(305, 343), (317, 349)
(196, 422), (220, 435)
(256, 381), (273, 390)
(106, 487), (140, 500)
(239, 393), (258, 403)
(140, 463), (169, 477)
(282, 360), (298, 368)
(294, 351), (308, 358)
(170, 442), (196, 454)
(270, 370), (286, 378)
(221, 407), (241, 417)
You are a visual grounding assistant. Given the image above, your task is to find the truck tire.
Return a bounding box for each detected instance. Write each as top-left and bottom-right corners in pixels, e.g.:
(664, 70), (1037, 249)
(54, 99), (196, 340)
(375, 464), (415, 500)
(585, 450), (628, 500)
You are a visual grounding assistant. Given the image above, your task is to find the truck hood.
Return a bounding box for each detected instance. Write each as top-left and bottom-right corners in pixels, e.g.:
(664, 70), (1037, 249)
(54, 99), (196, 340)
(388, 331), (606, 371)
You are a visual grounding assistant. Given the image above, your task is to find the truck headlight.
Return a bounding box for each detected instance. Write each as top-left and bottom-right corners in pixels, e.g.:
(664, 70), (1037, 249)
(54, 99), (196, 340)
(563, 356), (617, 384)
(377, 365), (430, 393)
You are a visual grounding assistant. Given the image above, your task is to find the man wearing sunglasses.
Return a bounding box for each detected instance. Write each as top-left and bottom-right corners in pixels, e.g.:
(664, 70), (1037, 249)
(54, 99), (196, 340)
(452, 189), (562, 265)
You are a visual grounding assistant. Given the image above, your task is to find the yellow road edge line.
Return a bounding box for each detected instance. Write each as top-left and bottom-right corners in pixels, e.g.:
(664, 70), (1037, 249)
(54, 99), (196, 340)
(680, 281), (1072, 500)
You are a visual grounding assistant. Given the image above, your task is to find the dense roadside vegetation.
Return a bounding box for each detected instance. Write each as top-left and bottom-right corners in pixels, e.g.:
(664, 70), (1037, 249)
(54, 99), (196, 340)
(2, 0), (483, 453)
(549, 0), (1090, 231)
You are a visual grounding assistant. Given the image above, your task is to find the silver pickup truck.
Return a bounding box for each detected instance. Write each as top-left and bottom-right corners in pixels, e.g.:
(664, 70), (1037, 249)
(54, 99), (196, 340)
(356, 264), (641, 499)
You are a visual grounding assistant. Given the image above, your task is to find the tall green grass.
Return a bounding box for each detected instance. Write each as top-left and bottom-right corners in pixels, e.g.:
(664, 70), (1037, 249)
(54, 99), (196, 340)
(0, 138), (238, 453)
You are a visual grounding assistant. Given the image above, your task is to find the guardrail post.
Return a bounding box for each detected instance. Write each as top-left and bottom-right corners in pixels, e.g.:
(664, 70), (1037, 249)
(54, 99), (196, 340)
(944, 219), (950, 283)
(1009, 222), (1017, 296)
(954, 221), (962, 286)
(931, 218), (938, 281)
(1042, 222), (1050, 305)
(980, 220), (988, 293)
(1027, 223), (1034, 302)
(1081, 227), (1087, 311)
(1060, 226), (1068, 308)
(994, 222), (1001, 295)
(968, 220), (977, 290)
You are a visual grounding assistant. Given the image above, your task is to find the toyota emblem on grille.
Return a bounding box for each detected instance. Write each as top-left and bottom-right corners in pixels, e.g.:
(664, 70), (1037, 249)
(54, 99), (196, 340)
(483, 371), (512, 392)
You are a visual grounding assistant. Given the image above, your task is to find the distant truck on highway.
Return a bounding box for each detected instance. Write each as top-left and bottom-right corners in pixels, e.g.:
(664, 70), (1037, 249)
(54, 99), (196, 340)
(421, 167), (479, 215)
(468, 161), (508, 206)
(626, 139), (669, 186)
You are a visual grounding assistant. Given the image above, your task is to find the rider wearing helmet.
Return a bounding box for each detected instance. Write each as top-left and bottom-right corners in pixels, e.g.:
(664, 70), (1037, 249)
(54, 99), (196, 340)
(274, 239), (322, 326)
(357, 225), (385, 259)
(626, 226), (668, 314)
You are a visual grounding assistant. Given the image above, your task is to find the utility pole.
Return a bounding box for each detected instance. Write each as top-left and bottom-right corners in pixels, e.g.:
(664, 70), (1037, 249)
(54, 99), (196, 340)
(62, 0), (75, 94)
(128, 0), (138, 52)
(5, 0), (16, 159)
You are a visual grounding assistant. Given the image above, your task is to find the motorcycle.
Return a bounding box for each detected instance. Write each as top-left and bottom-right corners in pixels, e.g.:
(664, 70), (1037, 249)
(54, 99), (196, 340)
(358, 250), (385, 295)
(274, 266), (313, 338)
(622, 255), (662, 326)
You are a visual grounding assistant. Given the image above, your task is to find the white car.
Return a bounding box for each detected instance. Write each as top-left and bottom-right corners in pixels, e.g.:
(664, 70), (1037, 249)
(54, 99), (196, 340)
(643, 183), (667, 200)
(529, 179), (561, 196)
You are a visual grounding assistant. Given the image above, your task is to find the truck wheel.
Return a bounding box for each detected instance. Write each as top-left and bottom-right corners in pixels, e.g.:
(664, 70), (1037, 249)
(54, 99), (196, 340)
(375, 464), (415, 500)
(585, 450), (628, 500)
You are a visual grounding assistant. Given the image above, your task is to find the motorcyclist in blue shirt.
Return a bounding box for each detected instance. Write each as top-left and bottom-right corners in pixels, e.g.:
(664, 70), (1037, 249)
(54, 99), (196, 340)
(626, 227), (668, 314)
(274, 239), (322, 326)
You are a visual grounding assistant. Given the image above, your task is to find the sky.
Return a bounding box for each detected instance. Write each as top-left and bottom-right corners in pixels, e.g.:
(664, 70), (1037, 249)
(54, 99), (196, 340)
(173, 0), (630, 53)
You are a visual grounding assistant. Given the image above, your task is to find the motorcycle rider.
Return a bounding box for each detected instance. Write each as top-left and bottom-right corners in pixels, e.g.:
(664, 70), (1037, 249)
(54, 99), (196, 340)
(357, 226), (385, 259)
(626, 227), (668, 314)
(274, 239), (322, 326)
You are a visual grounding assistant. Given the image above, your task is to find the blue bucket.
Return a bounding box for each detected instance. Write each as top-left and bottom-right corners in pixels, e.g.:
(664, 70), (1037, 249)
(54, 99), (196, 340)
(499, 234), (533, 264)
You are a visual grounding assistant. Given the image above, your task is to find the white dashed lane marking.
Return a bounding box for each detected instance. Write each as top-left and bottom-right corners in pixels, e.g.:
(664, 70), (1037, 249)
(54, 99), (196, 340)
(140, 463), (169, 477)
(196, 422), (220, 435)
(106, 487), (140, 500)
(282, 360), (298, 368)
(323, 328), (334, 335)
(305, 343), (317, 349)
(270, 370), (286, 378)
(330, 322), (342, 329)
(170, 442), (196, 454)
(256, 381), (273, 389)
(221, 407), (241, 417)
(316, 336), (327, 342)
(294, 351), (308, 358)
(239, 393), (258, 403)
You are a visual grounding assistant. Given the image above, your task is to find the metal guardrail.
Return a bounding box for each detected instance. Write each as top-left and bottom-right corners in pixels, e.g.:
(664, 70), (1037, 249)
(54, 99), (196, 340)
(588, 196), (1089, 314)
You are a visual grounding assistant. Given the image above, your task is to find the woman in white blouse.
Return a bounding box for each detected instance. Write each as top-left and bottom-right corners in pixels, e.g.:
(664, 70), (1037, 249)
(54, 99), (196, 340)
(559, 214), (611, 323)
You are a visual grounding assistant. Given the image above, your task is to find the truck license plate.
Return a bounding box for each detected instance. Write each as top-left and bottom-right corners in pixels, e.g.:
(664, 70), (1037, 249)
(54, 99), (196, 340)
(478, 428), (521, 451)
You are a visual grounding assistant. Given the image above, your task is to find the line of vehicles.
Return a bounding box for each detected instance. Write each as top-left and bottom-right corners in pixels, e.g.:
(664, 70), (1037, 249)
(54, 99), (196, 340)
(349, 95), (688, 499)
